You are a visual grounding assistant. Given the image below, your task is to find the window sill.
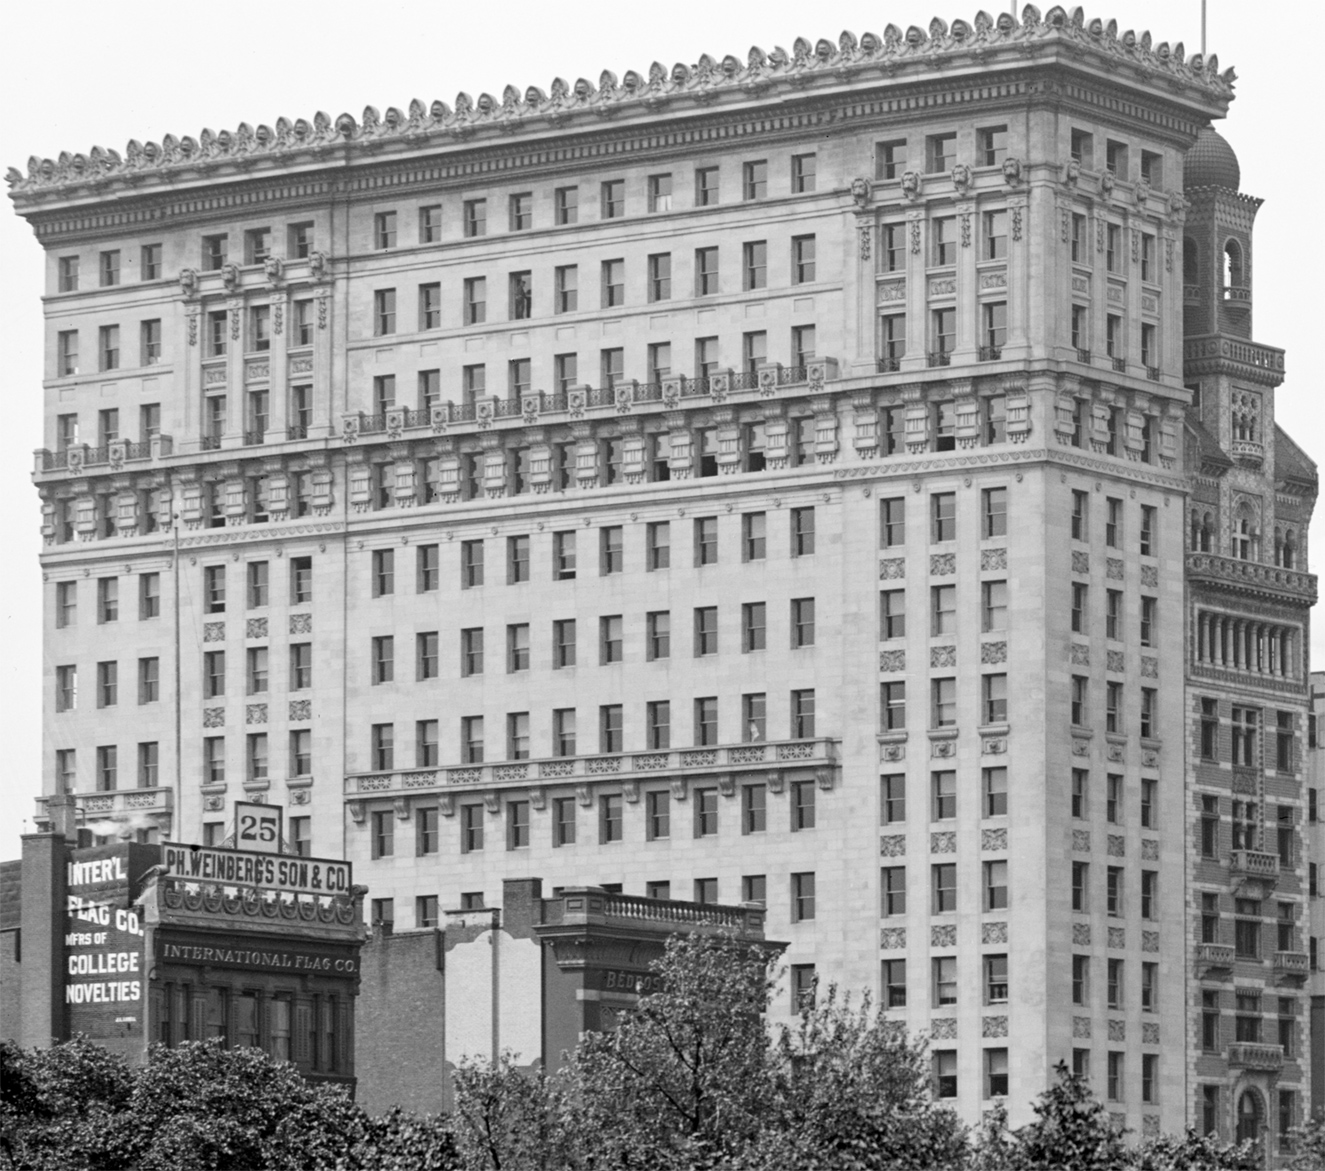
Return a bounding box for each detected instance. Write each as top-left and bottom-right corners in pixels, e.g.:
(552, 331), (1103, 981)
(929, 727), (959, 740)
(978, 723), (1011, 737)
(877, 731), (908, 745)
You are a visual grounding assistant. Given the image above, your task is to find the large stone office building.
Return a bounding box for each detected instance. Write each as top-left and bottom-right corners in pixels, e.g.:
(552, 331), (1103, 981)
(9, 5), (1317, 1149)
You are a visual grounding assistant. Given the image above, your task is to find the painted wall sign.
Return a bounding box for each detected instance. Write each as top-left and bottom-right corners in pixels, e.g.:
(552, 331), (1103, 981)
(162, 843), (351, 897)
(64, 845), (146, 1036)
(156, 932), (359, 976)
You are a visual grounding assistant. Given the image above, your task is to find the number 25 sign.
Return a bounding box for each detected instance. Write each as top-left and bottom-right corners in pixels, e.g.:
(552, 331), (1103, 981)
(234, 801), (284, 854)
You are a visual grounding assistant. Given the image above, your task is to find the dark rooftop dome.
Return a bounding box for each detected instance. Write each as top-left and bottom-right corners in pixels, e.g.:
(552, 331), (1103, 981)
(1185, 126), (1241, 191)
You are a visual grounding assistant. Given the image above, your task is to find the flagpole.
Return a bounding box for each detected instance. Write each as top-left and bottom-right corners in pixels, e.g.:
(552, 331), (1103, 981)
(1201, 0), (1206, 55)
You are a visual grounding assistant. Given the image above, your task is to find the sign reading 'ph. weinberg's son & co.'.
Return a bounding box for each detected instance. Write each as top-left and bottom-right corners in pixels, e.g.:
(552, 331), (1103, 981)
(161, 843), (352, 897)
(65, 846), (145, 1040)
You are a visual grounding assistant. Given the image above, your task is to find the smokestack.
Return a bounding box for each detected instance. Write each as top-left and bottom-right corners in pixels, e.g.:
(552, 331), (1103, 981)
(46, 794), (78, 841)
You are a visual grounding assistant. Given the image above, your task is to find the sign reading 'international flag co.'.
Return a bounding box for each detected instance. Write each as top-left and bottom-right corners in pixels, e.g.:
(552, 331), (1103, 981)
(162, 843), (352, 898)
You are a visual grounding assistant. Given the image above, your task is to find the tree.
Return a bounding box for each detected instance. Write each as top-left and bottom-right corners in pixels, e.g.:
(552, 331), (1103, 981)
(1287, 1111), (1325, 1171)
(452, 1054), (574, 1171)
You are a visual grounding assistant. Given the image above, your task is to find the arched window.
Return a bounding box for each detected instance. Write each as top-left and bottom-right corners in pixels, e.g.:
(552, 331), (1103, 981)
(1183, 236), (1199, 284)
(1236, 1090), (1263, 1145)
(1224, 239), (1244, 290)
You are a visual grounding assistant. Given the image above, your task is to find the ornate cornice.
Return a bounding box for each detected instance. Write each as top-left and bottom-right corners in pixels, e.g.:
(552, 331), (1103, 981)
(1187, 552), (1317, 607)
(8, 7), (1232, 209)
(1183, 335), (1285, 388)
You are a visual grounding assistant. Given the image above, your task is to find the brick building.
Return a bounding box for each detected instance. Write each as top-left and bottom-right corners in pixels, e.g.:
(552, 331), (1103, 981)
(8, 8), (1316, 1148)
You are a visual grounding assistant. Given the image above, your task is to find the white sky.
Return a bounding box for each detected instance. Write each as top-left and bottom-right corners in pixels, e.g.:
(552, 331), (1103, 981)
(1, 0), (1319, 861)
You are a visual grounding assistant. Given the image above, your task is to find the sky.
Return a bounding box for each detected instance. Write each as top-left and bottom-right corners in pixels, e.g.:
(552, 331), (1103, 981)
(1, 0), (1320, 862)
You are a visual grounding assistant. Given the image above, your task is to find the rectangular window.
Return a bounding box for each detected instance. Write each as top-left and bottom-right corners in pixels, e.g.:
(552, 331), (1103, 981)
(202, 650), (225, 699)
(462, 198), (487, 238)
(647, 700), (671, 750)
(291, 728), (314, 775)
(882, 681), (906, 731)
(99, 249), (121, 287)
(1276, 712), (1294, 773)
(1072, 955), (1090, 1005)
(743, 240), (767, 290)
(1106, 866), (1123, 917)
(1106, 224), (1121, 273)
(933, 863), (957, 913)
(552, 797), (576, 846)
(882, 959), (906, 1008)
(552, 709), (576, 758)
(932, 770), (957, 821)
(743, 159), (767, 200)
(1141, 777), (1157, 830)
(790, 689), (816, 740)
(880, 774), (906, 824)
(507, 535), (530, 583)
(599, 794), (624, 843)
(934, 1050), (958, 1099)
(601, 179), (625, 219)
(742, 693), (766, 743)
(982, 580), (1008, 633)
(553, 619), (577, 668)
(791, 598), (815, 648)
(926, 133), (957, 173)
(791, 152), (816, 192)
(931, 584), (957, 636)
(984, 766), (1008, 817)
(58, 255), (79, 292)
(55, 580), (77, 628)
(695, 247), (719, 296)
(932, 492), (956, 542)
(506, 712), (530, 761)
(368, 724), (392, 772)
(246, 646), (270, 694)
(373, 289), (396, 336)
(1072, 769), (1089, 819)
(785, 506), (816, 557)
(1236, 991), (1262, 1039)
(1072, 861), (1089, 912)
(1071, 676), (1088, 727)
(882, 866), (907, 916)
(932, 216), (957, 266)
(600, 704), (623, 753)
(506, 624), (530, 673)
(984, 860), (1009, 911)
(694, 787), (719, 837)
(460, 716), (484, 765)
(1141, 870), (1158, 920)
(1106, 773), (1123, 824)
(647, 253), (671, 302)
(876, 139), (906, 180)
(694, 698), (718, 747)
(1107, 958), (1124, 1009)
(463, 277), (487, 325)
(97, 577), (119, 623)
(96, 661), (118, 708)
(600, 615), (624, 664)
(932, 678), (956, 728)
(791, 872), (816, 922)
(460, 628), (484, 677)
(791, 779), (816, 830)
(552, 185), (578, 225)
(645, 790), (670, 840)
(140, 318), (162, 365)
(99, 325), (120, 371)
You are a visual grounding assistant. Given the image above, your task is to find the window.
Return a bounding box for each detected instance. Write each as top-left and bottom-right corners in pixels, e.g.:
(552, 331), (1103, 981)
(600, 704), (624, 753)
(647, 701), (671, 750)
(694, 516), (718, 566)
(1278, 805), (1295, 867)
(1105, 1052), (1124, 1103)
(601, 615), (624, 664)
(981, 580), (1008, 633)
(292, 728), (314, 775)
(985, 860), (1008, 910)
(246, 646), (270, 694)
(96, 577), (119, 623)
(508, 535), (530, 584)
(743, 240), (767, 290)
(880, 223), (905, 274)
(876, 139), (906, 180)
(551, 709), (576, 758)
(1072, 861), (1088, 912)
(553, 619), (577, 668)
(982, 766), (1008, 817)
(1276, 712), (1294, 773)
(926, 133), (957, 173)
(57, 330), (79, 375)
(1106, 867), (1124, 917)
(932, 678), (956, 728)
(414, 896), (439, 930)
(934, 1051), (957, 1099)
(1141, 870), (1158, 920)
(1140, 777), (1157, 830)
(984, 955), (1010, 1010)
(932, 585), (957, 636)
(367, 548), (394, 597)
(460, 628), (484, 677)
(1071, 676), (1088, 727)
(368, 724), (392, 772)
(1235, 991), (1261, 1040)
(695, 247), (719, 296)
(1203, 794), (1227, 858)
(880, 497), (906, 547)
(1201, 699), (1219, 760)
(791, 873), (816, 922)
(791, 599), (815, 649)
(930, 218), (958, 271)
(980, 487), (1009, 538)
(1278, 998), (1296, 1059)
(99, 325), (120, 371)
(1279, 1089), (1297, 1153)
(460, 198), (487, 238)
(553, 797), (576, 847)
(598, 794), (624, 843)
(1232, 800), (1258, 852)
(882, 866), (907, 916)
(1231, 707), (1257, 767)
(882, 682), (906, 731)
(646, 790), (670, 840)
(783, 505), (816, 559)
(1072, 955), (1089, 1005)
(1070, 769), (1088, 819)
(551, 185), (579, 225)
(463, 277), (487, 325)
(791, 153), (816, 193)
(1106, 958), (1124, 1009)
(882, 959), (907, 1008)
(647, 253), (671, 302)
(1106, 224), (1121, 274)
(1141, 1054), (1158, 1106)
(461, 717), (484, 765)
(99, 249), (121, 287)
(96, 661), (118, 708)
(373, 289), (396, 336)
(500, 624), (529, 674)
(601, 179), (625, 219)
(57, 255), (80, 292)
(1139, 687), (1157, 739)
(932, 493), (956, 542)
(791, 779), (816, 830)
(694, 787), (719, 837)
(1278, 902), (1296, 954)
(933, 863), (957, 913)
(741, 159), (768, 200)
(55, 580), (78, 629)
(141, 319), (162, 365)
(1201, 990), (1221, 1052)
(694, 698), (718, 747)
(790, 964), (816, 1012)
(202, 650), (225, 700)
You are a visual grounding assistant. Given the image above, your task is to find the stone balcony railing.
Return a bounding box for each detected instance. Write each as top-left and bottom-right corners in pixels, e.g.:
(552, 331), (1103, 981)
(539, 886), (766, 938)
(1186, 553), (1318, 605)
(34, 787), (174, 832)
(1274, 951), (1310, 982)
(34, 435), (173, 475)
(1229, 849), (1281, 878)
(1227, 1042), (1284, 1072)
(344, 738), (838, 821)
(1196, 942), (1235, 973)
